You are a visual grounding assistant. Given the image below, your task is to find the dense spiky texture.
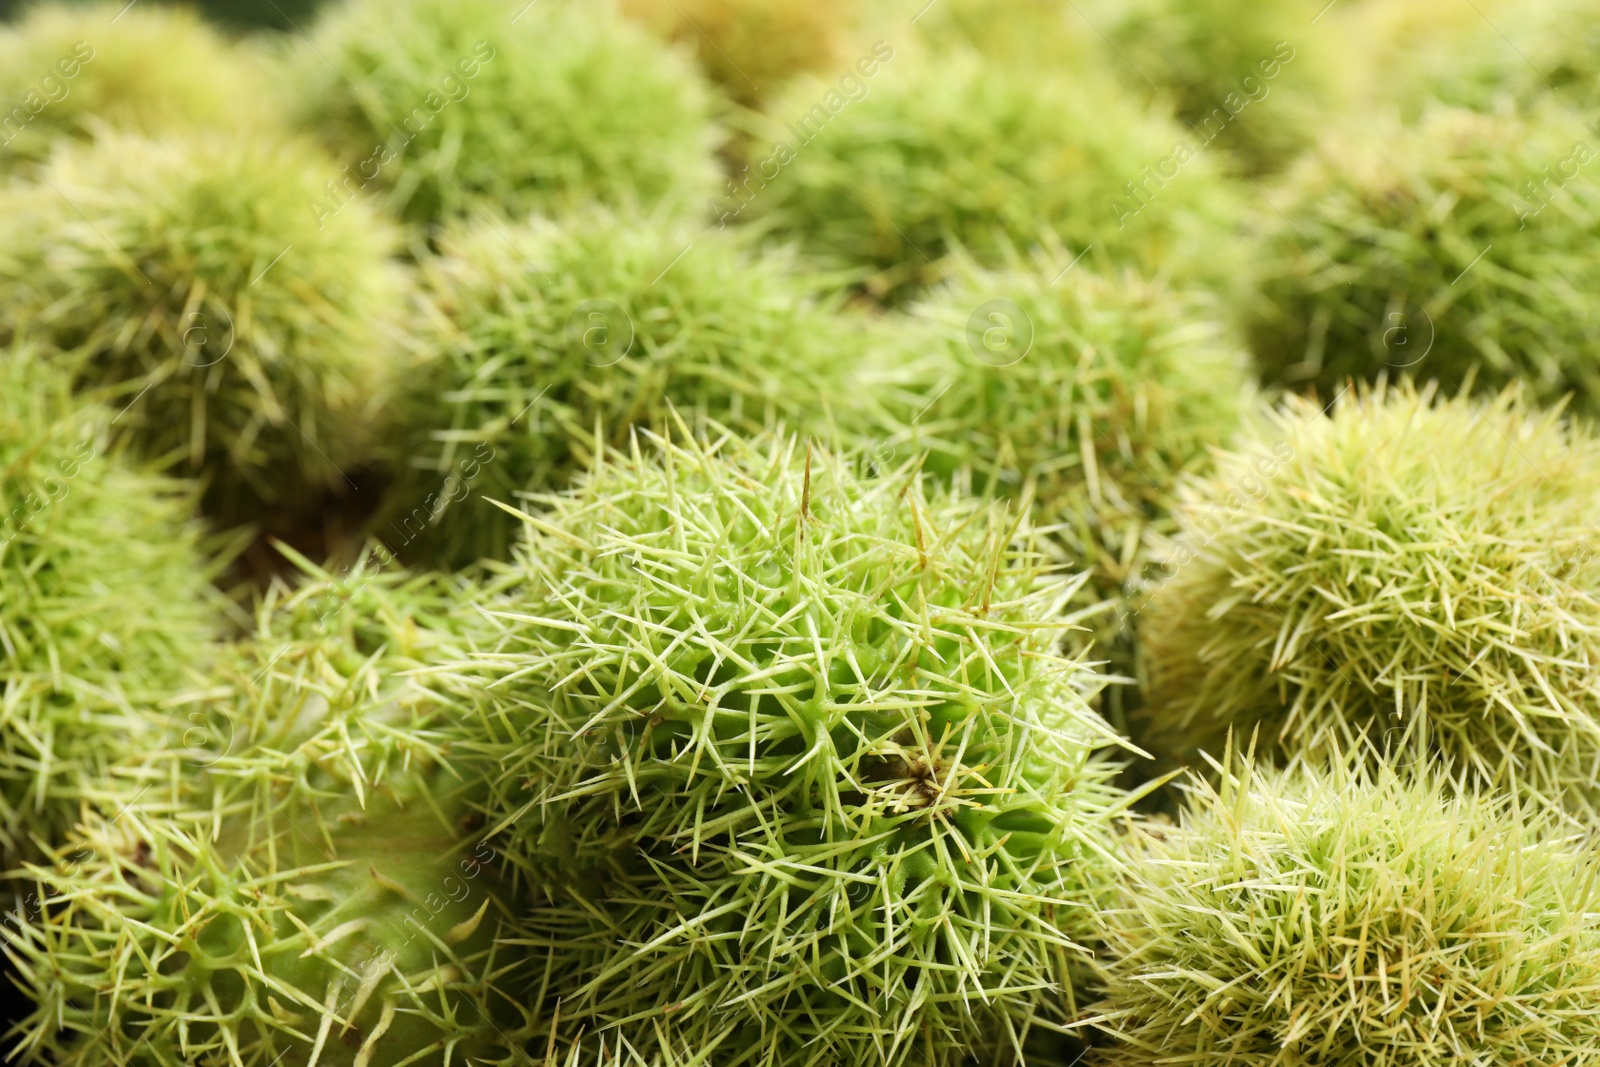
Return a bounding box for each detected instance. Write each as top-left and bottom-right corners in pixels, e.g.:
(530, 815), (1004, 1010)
(1247, 102), (1600, 411)
(439, 430), (1136, 1067)
(0, 130), (401, 519)
(1091, 0), (1339, 174)
(0, 3), (276, 169)
(1087, 754), (1600, 1066)
(857, 256), (1252, 598)
(531, 1021), (1091, 1067)
(293, 0), (720, 224)
(751, 49), (1241, 300)
(380, 207), (860, 568)
(854, 257), (1252, 735)
(1141, 382), (1600, 817)
(0, 350), (225, 858)
(618, 0), (846, 107)
(5, 555), (531, 1067)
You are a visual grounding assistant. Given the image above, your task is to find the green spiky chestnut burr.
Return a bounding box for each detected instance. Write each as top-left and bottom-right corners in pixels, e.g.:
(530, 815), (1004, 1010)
(1089, 752), (1600, 1066)
(379, 206), (862, 568)
(750, 47), (1243, 301)
(291, 0), (720, 224)
(1089, 0), (1345, 174)
(1247, 102), (1600, 412)
(858, 257), (1253, 599)
(851, 257), (1254, 733)
(0, 2), (279, 171)
(437, 429), (1139, 1067)
(0, 349), (225, 860)
(1141, 381), (1600, 818)
(5, 556), (527, 1067)
(0, 130), (403, 522)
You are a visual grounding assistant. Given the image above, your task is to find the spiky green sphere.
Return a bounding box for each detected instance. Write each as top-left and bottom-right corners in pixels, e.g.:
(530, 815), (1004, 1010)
(0, 350), (224, 857)
(381, 206), (860, 567)
(1141, 382), (1600, 817)
(440, 431), (1133, 1067)
(293, 0), (720, 224)
(1247, 102), (1600, 410)
(858, 256), (1253, 597)
(749, 48), (1242, 300)
(1090, 0), (1342, 174)
(11, 794), (515, 1067)
(1089, 755), (1600, 1066)
(0, 130), (402, 519)
(0, 2), (277, 170)
(8, 558), (526, 1067)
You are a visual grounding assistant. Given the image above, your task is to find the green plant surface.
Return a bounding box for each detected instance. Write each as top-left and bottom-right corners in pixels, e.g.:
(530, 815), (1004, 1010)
(1247, 101), (1600, 411)
(0, 349), (228, 860)
(1140, 381), (1600, 818)
(1086, 0), (1345, 174)
(903, 0), (1103, 72)
(0, 130), (404, 521)
(1335, 0), (1521, 118)
(619, 0), (848, 107)
(750, 47), (1243, 301)
(850, 256), (1254, 734)
(1406, 0), (1600, 115)
(6, 554), (531, 1067)
(379, 206), (862, 568)
(0, 2), (279, 171)
(855, 255), (1253, 597)
(434, 429), (1140, 1067)
(1087, 752), (1600, 1066)
(291, 0), (721, 225)
(540, 1028), (1093, 1067)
